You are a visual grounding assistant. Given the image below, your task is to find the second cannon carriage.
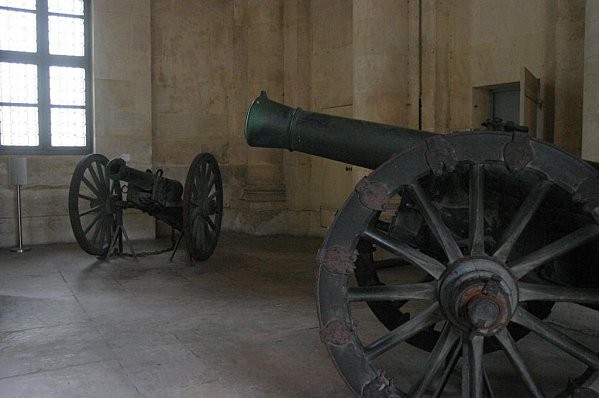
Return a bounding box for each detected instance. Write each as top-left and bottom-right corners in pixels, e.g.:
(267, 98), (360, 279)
(68, 152), (223, 262)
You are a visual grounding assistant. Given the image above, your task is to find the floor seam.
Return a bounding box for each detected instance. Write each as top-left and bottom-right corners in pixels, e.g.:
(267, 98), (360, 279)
(0, 358), (113, 381)
(58, 270), (143, 397)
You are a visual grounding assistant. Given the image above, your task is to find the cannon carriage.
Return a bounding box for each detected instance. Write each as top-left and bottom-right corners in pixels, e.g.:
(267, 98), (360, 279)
(68, 152), (223, 262)
(246, 92), (599, 397)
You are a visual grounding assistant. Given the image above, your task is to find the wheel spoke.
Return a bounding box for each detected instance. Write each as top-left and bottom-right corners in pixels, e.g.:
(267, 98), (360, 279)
(410, 181), (463, 263)
(510, 224), (599, 279)
(519, 283), (599, 305)
(365, 302), (443, 361)
(203, 215), (216, 231)
(362, 226), (446, 279)
(98, 218), (108, 250)
(463, 334), (485, 398)
(199, 216), (208, 251)
(483, 370), (495, 398)
(83, 212), (103, 235)
(431, 338), (462, 398)
(79, 204), (103, 217)
(190, 199), (202, 208)
(512, 307), (599, 369)
(193, 175), (202, 199)
(495, 328), (545, 398)
(195, 217), (205, 252)
(82, 175), (102, 198)
(469, 164), (485, 256)
(97, 162), (107, 190)
(348, 282), (436, 302)
(89, 217), (103, 248)
(207, 199), (218, 216)
(78, 193), (95, 202)
(203, 219), (212, 243)
(203, 161), (211, 181)
(207, 190), (218, 201)
(103, 218), (111, 249)
(205, 169), (215, 192)
(493, 180), (552, 261)
(195, 165), (204, 197)
(408, 323), (461, 398)
(88, 164), (105, 195)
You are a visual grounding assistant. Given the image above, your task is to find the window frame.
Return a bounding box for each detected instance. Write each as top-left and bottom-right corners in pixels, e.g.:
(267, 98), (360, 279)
(0, 0), (92, 155)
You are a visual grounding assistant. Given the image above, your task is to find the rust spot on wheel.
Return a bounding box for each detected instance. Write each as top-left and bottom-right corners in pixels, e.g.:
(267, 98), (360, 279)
(320, 320), (352, 345)
(320, 246), (357, 274)
(355, 177), (390, 211)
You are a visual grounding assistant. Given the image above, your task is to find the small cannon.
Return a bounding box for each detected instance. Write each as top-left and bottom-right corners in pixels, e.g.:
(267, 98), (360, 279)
(68, 153), (223, 262)
(246, 92), (599, 397)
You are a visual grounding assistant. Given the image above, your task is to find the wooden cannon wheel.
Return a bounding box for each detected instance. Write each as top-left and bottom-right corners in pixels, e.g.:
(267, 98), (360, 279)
(317, 132), (599, 397)
(68, 154), (121, 256)
(183, 153), (223, 262)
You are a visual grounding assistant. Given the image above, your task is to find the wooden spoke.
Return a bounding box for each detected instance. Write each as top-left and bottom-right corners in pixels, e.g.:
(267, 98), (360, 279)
(493, 180), (552, 262)
(363, 226), (446, 279)
(365, 302), (443, 361)
(410, 181), (463, 263)
(469, 164), (486, 256)
(519, 283), (599, 305)
(348, 282), (437, 302)
(512, 307), (599, 370)
(510, 225), (599, 279)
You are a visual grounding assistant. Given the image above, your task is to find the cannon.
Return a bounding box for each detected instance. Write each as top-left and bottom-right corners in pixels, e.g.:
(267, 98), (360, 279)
(68, 153), (223, 262)
(246, 92), (599, 397)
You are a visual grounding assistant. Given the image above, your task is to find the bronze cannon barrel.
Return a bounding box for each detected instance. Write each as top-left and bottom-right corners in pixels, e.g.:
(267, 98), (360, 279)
(245, 92), (436, 170)
(245, 92), (599, 172)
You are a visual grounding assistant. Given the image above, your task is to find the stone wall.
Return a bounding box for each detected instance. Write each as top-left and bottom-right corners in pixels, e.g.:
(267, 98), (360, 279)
(151, 0), (289, 236)
(429, 0), (586, 150)
(582, 0), (599, 162)
(0, 0), (153, 248)
(0, 0), (592, 247)
(279, 0), (589, 236)
(151, 0), (239, 235)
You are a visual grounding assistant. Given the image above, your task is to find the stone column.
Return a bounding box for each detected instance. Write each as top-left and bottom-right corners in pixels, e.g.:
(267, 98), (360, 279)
(420, 0), (451, 133)
(283, 0), (313, 234)
(582, 0), (599, 162)
(353, 0), (409, 125)
(352, 0), (410, 183)
(553, 0), (585, 155)
(241, 0), (287, 233)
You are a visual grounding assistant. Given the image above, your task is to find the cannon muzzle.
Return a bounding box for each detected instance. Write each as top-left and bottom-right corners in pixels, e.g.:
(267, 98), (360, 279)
(107, 158), (154, 191)
(245, 91), (436, 169)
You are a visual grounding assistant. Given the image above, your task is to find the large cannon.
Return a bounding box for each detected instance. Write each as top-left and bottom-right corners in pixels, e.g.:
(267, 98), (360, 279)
(246, 92), (599, 397)
(68, 153), (223, 262)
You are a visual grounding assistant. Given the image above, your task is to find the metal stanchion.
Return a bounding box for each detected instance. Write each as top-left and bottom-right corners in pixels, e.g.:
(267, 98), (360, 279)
(9, 157), (31, 253)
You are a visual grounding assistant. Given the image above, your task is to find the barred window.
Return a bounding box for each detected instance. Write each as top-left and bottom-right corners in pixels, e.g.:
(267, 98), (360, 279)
(0, 0), (91, 155)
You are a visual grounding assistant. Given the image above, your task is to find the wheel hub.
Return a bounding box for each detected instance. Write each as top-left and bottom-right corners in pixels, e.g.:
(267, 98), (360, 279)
(201, 198), (217, 217)
(439, 258), (518, 335)
(467, 297), (500, 329)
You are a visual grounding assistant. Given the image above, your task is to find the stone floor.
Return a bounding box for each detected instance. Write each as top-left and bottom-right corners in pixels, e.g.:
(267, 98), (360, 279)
(0, 232), (597, 397)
